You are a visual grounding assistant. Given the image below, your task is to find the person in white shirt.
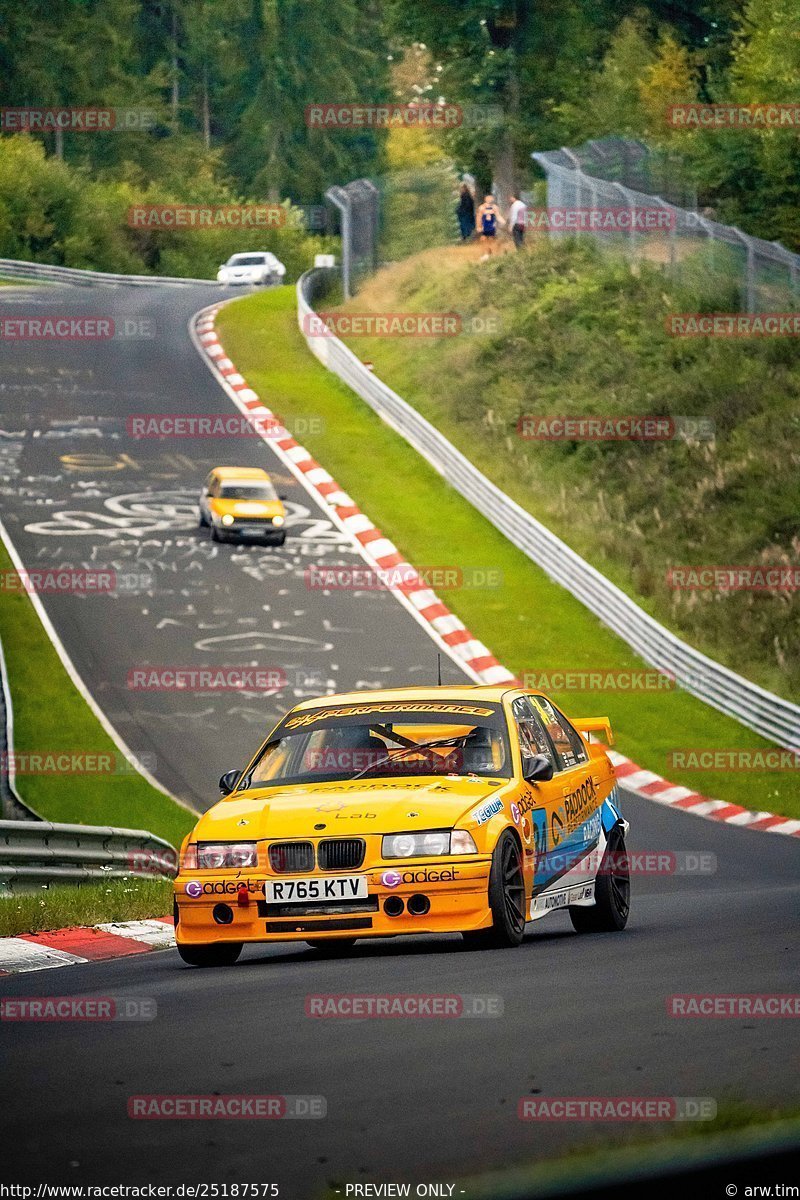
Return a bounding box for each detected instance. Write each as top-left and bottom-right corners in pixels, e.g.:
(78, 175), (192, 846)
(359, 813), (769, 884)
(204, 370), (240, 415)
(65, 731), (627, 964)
(508, 192), (527, 250)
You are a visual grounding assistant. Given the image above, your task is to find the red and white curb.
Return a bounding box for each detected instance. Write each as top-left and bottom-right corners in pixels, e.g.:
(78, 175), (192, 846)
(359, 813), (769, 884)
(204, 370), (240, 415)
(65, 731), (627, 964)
(191, 306), (512, 687)
(608, 751), (800, 836)
(0, 918), (174, 976)
(190, 305), (800, 842)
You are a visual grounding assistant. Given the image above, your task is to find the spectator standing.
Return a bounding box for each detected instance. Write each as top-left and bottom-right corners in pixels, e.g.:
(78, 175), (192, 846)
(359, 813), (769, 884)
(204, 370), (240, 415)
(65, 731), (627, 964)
(456, 183), (476, 241)
(508, 192), (527, 250)
(476, 194), (505, 258)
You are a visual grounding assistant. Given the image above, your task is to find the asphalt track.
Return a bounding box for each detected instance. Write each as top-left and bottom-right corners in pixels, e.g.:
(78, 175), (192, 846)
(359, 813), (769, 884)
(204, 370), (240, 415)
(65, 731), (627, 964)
(0, 280), (466, 809)
(1, 280), (799, 1195)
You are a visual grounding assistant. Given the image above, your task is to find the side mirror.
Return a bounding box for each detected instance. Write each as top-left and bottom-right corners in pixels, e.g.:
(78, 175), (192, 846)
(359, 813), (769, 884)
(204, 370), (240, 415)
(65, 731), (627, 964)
(219, 769), (241, 795)
(523, 754), (554, 783)
(278, 493), (288, 501)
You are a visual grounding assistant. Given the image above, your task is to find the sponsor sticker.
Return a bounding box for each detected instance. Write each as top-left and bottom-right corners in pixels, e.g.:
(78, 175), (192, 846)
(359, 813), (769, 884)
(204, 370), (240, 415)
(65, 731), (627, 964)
(379, 868), (459, 887)
(283, 702), (495, 730)
(471, 797), (503, 826)
(184, 881), (262, 897)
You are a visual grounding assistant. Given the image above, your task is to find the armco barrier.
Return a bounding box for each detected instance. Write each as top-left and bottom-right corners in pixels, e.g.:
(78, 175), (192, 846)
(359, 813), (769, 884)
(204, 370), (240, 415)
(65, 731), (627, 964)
(0, 632), (176, 888)
(297, 268), (800, 752)
(0, 820), (177, 891)
(0, 258), (213, 288)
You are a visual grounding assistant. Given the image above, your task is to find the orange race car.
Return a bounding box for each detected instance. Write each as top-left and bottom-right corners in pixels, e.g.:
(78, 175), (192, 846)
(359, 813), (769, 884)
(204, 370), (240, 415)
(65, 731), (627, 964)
(174, 685), (629, 966)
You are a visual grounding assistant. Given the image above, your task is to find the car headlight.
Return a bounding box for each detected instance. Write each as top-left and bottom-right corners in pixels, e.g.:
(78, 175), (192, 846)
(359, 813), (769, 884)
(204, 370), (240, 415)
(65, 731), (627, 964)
(450, 830), (479, 854)
(221, 514), (235, 526)
(271, 515), (284, 526)
(195, 842), (258, 870)
(382, 829), (477, 858)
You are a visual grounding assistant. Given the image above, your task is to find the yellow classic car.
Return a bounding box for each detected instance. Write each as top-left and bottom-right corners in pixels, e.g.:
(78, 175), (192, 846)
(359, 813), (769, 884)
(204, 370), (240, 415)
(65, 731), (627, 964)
(198, 465), (287, 545)
(174, 685), (630, 966)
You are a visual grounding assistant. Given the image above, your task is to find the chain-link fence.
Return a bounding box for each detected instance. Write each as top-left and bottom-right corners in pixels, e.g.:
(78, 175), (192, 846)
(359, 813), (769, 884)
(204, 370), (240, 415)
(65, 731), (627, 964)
(533, 138), (800, 313)
(327, 163), (465, 296)
(325, 179), (380, 299)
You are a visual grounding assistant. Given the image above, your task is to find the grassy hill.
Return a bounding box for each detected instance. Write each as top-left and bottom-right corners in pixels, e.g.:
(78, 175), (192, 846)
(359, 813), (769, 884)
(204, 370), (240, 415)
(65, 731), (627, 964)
(333, 239), (800, 703)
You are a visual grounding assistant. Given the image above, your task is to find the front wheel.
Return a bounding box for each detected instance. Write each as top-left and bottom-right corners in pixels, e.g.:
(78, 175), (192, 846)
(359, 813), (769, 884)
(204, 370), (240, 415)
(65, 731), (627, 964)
(177, 941), (242, 967)
(569, 824), (630, 933)
(463, 830), (526, 949)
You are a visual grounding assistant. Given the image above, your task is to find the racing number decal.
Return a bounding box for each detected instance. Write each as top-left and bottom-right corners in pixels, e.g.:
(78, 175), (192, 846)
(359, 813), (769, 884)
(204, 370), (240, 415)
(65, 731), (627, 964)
(531, 809), (548, 871)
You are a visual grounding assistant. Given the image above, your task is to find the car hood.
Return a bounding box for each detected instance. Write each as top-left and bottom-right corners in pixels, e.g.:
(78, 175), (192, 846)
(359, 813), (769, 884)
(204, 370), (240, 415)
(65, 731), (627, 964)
(193, 776), (508, 841)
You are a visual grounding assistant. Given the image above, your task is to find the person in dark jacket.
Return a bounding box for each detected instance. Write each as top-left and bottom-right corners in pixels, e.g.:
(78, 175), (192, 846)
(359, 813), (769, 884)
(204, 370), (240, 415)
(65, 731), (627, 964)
(456, 183), (475, 241)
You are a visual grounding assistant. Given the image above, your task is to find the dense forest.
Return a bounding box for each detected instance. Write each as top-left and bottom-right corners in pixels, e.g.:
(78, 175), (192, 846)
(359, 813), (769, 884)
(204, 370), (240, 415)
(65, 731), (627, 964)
(0, 0), (797, 272)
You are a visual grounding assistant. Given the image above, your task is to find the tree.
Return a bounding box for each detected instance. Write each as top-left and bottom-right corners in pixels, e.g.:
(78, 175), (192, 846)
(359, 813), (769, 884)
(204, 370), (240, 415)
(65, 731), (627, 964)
(230, 0), (390, 202)
(389, 0), (635, 200)
(686, 0), (800, 248)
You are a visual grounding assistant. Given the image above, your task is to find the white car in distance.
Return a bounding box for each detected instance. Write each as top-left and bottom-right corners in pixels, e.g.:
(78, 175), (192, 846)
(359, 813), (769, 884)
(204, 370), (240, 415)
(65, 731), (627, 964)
(217, 251), (286, 286)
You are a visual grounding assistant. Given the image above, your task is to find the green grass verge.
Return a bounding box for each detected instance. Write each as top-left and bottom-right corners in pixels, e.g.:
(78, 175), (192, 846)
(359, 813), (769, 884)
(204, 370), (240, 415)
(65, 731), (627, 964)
(217, 287), (799, 818)
(0, 537), (195, 847)
(0, 878), (173, 937)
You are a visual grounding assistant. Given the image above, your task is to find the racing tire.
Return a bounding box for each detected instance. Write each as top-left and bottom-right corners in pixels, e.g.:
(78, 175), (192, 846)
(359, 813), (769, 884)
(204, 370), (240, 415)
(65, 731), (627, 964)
(305, 939), (357, 956)
(462, 830), (526, 949)
(569, 824), (630, 934)
(176, 941), (243, 967)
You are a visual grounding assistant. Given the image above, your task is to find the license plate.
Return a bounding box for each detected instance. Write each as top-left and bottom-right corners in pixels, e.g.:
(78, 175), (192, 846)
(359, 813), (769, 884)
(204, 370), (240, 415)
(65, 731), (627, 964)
(265, 875), (367, 903)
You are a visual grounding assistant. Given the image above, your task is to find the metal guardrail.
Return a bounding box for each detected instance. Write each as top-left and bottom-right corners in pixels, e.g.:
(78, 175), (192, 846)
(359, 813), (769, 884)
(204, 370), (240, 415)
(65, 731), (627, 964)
(0, 630), (177, 889)
(0, 258), (213, 288)
(0, 821), (177, 892)
(297, 268), (800, 752)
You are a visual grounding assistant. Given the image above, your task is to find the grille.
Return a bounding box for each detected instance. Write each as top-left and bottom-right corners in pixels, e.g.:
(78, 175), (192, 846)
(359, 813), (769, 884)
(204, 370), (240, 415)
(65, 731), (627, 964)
(265, 917), (372, 933)
(259, 898), (378, 918)
(268, 841), (314, 874)
(318, 838), (365, 871)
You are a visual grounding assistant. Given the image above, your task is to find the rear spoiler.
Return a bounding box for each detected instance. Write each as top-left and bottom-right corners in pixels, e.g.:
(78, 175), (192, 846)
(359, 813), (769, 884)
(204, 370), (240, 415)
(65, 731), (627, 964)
(573, 717), (614, 746)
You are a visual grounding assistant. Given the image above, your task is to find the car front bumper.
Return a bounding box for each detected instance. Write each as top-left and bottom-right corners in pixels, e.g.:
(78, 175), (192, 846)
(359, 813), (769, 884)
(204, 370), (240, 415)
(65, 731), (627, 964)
(215, 519), (285, 540)
(174, 858), (493, 944)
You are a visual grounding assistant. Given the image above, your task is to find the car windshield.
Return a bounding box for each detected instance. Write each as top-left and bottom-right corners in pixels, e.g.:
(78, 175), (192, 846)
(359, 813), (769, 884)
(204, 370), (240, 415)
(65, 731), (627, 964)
(241, 701), (512, 788)
(219, 482), (277, 500)
(228, 254), (267, 266)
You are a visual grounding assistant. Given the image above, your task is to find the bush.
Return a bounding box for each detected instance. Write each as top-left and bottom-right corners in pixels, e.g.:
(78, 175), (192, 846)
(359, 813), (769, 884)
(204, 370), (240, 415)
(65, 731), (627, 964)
(0, 135), (335, 280)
